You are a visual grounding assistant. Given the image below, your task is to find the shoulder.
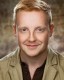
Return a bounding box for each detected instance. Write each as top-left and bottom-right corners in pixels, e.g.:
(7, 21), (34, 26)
(0, 48), (19, 68)
(48, 48), (64, 59)
(0, 50), (16, 62)
(48, 48), (64, 68)
(0, 47), (19, 61)
(0, 48), (19, 80)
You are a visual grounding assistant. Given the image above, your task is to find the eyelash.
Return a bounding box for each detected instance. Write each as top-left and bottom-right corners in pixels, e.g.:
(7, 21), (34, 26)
(22, 28), (27, 31)
(18, 28), (28, 33)
(17, 27), (46, 33)
(36, 28), (46, 32)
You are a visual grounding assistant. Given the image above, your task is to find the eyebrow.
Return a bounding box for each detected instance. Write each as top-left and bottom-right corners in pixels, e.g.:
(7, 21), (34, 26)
(16, 24), (48, 29)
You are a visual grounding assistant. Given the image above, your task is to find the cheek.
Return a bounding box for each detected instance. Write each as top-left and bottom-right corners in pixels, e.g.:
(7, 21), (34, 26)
(17, 33), (29, 42)
(36, 32), (49, 42)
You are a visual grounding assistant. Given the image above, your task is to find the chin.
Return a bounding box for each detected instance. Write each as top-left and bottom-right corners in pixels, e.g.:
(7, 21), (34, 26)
(24, 49), (44, 58)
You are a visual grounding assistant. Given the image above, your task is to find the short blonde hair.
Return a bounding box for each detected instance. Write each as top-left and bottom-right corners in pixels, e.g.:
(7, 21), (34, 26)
(13, 0), (52, 24)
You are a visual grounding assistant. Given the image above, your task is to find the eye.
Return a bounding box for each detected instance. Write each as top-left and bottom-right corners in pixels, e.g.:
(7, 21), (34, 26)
(36, 27), (46, 33)
(18, 27), (28, 33)
(22, 28), (27, 31)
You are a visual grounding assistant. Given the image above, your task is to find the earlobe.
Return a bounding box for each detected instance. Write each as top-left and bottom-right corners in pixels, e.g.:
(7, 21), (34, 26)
(50, 24), (54, 32)
(49, 23), (54, 37)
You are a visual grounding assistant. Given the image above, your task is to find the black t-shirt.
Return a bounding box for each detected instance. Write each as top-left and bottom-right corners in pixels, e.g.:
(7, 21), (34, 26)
(20, 60), (46, 80)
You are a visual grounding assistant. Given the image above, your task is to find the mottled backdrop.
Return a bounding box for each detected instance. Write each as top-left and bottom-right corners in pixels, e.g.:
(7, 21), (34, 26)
(0, 0), (64, 58)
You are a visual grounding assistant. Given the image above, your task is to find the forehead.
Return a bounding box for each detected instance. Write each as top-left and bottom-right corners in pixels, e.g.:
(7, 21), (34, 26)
(16, 10), (48, 27)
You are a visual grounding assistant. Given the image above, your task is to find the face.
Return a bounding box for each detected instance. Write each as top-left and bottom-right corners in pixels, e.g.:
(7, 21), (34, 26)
(14, 10), (53, 57)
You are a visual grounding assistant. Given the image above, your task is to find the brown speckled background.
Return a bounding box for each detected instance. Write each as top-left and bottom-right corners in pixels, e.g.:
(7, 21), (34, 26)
(0, 0), (64, 58)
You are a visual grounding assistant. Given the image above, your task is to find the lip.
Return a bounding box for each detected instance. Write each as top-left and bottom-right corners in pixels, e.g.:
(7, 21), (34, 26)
(26, 45), (38, 49)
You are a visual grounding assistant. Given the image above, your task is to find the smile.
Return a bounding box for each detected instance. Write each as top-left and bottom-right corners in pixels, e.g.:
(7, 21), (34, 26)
(26, 45), (39, 49)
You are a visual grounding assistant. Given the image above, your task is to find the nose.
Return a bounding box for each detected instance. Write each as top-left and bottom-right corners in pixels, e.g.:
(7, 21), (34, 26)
(28, 32), (36, 42)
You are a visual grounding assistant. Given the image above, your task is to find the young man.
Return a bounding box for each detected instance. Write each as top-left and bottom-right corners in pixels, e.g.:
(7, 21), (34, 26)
(0, 0), (64, 80)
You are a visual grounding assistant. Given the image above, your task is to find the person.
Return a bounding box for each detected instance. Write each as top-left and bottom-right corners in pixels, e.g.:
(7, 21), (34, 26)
(0, 0), (64, 80)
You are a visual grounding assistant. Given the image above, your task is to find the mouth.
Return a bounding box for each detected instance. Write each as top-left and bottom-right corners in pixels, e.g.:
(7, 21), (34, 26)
(26, 44), (39, 49)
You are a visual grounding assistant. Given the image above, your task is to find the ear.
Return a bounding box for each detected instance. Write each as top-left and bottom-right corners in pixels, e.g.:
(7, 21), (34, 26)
(49, 23), (54, 37)
(13, 24), (17, 36)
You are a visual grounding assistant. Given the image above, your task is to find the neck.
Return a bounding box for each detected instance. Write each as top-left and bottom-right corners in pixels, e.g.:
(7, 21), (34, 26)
(20, 49), (48, 68)
(20, 49), (48, 79)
